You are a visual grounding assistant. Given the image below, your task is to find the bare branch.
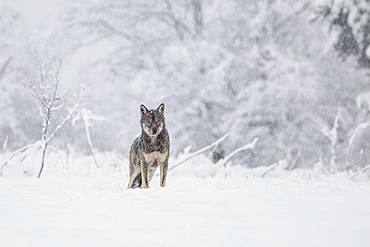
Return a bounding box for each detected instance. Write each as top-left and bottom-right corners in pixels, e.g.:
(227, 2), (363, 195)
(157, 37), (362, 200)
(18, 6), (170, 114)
(0, 141), (40, 176)
(261, 163), (280, 178)
(219, 138), (258, 167)
(161, 0), (193, 40)
(97, 19), (131, 40)
(2, 136), (8, 152)
(0, 57), (12, 80)
(46, 96), (81, 145)
(351, 164), (370, 180)
(168, 133), (230, 172)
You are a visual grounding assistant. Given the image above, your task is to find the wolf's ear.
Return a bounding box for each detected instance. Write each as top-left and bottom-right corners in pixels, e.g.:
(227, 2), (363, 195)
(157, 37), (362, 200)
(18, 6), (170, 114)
(140, 104), (148, 117)
(156, 103), (165, 115)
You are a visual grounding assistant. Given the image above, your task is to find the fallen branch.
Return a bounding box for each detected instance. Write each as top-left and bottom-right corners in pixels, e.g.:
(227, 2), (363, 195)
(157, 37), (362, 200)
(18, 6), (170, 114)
(168, 133), (230, 172)
(261, 163), (280, 178)
(0, 141), (40, 176)
(350, 164), (370, 180)
(218, 138), (258, 167)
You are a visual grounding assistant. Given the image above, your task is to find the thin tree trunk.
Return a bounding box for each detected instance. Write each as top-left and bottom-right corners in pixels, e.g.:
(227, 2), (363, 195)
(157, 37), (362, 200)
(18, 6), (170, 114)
(38, 142), (48, 178)
(82, 114), (101, 168)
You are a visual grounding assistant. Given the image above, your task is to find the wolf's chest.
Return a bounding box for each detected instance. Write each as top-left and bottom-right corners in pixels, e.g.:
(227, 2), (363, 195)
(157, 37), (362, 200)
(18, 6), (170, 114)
(142, 151), (167, 165)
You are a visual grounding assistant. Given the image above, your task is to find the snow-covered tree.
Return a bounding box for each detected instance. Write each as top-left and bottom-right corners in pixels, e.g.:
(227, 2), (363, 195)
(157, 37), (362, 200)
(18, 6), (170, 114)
(315, 0), (370, 67)
(1, 56), (83, 177)
(28, 58), (83, 177)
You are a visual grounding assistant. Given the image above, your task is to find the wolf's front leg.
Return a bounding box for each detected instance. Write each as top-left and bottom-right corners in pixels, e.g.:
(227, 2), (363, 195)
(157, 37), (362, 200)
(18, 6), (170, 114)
(140, 162), (149, 188)
(160, 160), (168, 187)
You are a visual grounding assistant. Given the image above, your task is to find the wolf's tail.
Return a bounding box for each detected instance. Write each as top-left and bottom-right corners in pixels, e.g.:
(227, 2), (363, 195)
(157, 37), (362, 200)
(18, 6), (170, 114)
(132, 173), (142, 189)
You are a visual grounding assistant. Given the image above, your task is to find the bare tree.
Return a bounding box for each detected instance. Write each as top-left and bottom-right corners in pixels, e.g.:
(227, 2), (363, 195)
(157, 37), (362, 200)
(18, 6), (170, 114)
(29, 59), (82, 178)
(0, 58), (83, 177)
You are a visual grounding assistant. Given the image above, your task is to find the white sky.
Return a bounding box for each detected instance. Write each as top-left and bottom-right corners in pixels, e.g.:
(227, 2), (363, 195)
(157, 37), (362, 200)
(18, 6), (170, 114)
(2, 0), (116, 88)
(3, 0), (65, 34)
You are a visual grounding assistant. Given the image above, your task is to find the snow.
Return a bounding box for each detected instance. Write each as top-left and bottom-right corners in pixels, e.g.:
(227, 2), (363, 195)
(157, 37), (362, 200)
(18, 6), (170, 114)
(1, 0), (370, 245)
(1, 172), (369, 247)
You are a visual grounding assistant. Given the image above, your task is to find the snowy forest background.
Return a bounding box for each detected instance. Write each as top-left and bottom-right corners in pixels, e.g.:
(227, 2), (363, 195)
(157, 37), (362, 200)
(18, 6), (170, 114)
(1, 0), (370, 178)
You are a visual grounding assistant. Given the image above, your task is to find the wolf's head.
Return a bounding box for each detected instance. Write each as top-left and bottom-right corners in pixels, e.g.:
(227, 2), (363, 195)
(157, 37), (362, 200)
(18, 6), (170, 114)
(140, 103), (165, 137)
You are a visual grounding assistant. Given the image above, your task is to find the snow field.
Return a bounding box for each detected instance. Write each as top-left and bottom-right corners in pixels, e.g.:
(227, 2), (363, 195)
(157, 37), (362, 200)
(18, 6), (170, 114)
(0, 172), (369, 247)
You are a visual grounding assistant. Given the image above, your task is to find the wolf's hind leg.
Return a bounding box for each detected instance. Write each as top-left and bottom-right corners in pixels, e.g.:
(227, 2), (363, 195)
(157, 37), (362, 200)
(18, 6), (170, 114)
(127, 170), (139, 189)
(127, 163), (140, 189)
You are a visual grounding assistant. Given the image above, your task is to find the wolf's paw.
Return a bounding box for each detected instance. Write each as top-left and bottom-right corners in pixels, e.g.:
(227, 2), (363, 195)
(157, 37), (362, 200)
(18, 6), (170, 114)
(140, 184), (149, 189)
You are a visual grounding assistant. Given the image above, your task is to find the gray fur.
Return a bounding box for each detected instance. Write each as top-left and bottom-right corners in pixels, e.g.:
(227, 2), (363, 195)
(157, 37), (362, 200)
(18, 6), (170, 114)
(127, 103), (170, 189)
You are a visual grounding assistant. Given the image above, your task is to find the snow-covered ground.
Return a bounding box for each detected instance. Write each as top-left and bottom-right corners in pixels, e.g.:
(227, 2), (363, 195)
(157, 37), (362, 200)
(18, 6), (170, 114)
(1, 169), (370, 247)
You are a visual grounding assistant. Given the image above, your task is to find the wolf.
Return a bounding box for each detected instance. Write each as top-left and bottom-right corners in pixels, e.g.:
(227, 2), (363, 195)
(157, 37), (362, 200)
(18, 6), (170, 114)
(127, 103), (170, 189)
